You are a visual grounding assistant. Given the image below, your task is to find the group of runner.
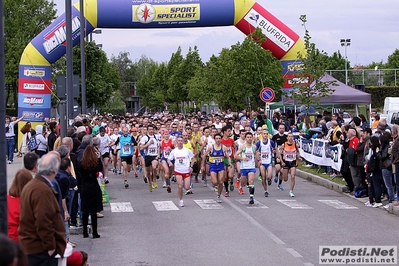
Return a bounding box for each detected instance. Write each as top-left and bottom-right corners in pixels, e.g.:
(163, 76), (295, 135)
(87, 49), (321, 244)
(94, 115), (302, 206)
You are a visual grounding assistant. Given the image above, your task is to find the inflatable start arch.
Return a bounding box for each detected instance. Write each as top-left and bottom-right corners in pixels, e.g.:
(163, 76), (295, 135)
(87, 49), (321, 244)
(18, 0), (305, 122)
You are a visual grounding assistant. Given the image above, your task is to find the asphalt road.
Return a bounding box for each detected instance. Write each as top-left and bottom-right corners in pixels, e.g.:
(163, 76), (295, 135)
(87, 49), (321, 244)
(6, 158), (399, 266)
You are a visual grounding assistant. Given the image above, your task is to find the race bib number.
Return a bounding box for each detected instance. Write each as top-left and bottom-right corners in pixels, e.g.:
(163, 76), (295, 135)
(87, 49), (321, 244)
(284, 151), (296, 161)
(163, 150), (170, 158)
(122, 144), (131, 155)
(148, 144), (157, 155)
(227, 147), (232, 156)
(214, 158), (223, 164)
(178, 158), (186, 165)
(245, 152), (253, 160)
(261, 152), (269, 159)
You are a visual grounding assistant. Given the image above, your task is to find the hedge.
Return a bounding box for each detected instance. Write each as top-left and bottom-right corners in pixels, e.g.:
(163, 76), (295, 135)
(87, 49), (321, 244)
(365, 86), (399, 108)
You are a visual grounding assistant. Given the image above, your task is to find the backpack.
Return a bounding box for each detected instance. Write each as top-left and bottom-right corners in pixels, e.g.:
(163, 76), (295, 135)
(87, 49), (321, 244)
(367, 150), (381, 173)
(27, 133), (39, 151)
(346, 147), (356, 166)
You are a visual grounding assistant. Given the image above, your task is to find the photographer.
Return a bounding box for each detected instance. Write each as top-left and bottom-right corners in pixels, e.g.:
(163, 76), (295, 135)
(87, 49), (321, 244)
(5, 114), (25, 164)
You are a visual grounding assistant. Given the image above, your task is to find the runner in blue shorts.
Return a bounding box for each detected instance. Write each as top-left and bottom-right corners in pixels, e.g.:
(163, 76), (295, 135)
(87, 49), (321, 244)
(202, 133), (231, 203)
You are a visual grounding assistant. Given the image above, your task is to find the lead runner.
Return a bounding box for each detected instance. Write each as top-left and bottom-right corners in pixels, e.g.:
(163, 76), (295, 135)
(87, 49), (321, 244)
(167, 135), (195, 207)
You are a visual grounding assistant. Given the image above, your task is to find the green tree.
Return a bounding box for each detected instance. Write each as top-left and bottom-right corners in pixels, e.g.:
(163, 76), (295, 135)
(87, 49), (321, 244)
(384, 49), (399, 86)
(5, 0), (57, 107)
(191, 28), (283, 111)
(136, 63), (159, 108)
(168, 46), (203, 111)
(325, 51), (347, 84)
(166, 47), (184, 110)
(286, 15), (336, 111)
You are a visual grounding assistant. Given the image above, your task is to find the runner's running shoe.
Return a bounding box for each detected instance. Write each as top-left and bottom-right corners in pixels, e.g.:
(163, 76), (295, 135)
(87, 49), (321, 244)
(225, 191), (229, 197)
(124, 180), (129, 188)
(235, 179), (240, 188)
(267, 179), (272, 186)
(264, 191), (269, 197)
(289, 190), (295, 197)
(249, 197), (254, 205)
(229, 182), (234, 192)
(149, 184), (153, 192)
(258, 175), (262, 182)
(278, 185), (284, 191)
(153, 181), (158, 189)
(274, 175), (278, 183)
(104, 177), (109, 184)
(143, 177), (148, 183)
(163, 181), (166, 188)
(179, 200), (184, 207)
(167, 185), (171, 193)
(239, 188), (244, 195)
(217, 196), (222, 203)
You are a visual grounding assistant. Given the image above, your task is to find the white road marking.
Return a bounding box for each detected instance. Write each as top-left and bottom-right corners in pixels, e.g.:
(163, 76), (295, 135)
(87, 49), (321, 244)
(318, 200), (358, 209)
(277, 199), (313, 209)
(194, 199), (224, 209)
(303, 263), (315, 266)
(110, 202), (134, 212)
(221, 198), (285, 245)
(235, 199), (268, 208)
(286, 247), (303, 258)
(152, 201), (179, 211)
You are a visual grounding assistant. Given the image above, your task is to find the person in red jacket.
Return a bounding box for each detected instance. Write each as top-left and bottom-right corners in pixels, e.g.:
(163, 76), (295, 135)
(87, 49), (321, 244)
(7, 169), (33, 242)
(347, 128), (360, 192)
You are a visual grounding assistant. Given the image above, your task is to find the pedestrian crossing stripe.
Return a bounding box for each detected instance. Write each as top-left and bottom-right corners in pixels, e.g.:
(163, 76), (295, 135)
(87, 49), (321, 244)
(276, 199), (313, 209)
(318, 200), (358, 209)
(152, 201), (180, 211)
(194, 199), (223, 209)
(110, 199), (358, 212)
(110, 202), (134, 212)
(235, 199), (268, 208)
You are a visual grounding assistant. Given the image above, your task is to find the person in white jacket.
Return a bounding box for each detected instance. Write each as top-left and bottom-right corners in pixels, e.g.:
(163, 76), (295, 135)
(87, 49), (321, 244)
(35, 124), (48, 157)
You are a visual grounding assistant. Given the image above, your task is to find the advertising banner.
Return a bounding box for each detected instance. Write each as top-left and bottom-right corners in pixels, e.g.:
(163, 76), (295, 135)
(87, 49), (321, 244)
(18, 93), (51, 109)
(18, 108), (51, 122)
(298, 137), (343, 171)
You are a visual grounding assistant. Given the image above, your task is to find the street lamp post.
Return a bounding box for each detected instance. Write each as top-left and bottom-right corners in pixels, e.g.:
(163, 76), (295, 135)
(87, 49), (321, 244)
(89, 29), (102, 42)
(340, 39), (351, 85)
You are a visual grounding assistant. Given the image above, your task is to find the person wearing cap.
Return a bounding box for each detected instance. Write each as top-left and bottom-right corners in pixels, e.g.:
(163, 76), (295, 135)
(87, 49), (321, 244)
(67, 250), (83, 266)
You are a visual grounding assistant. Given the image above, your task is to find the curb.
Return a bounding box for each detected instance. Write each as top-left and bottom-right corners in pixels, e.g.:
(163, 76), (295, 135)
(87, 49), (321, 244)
(296, 169), (399, 217)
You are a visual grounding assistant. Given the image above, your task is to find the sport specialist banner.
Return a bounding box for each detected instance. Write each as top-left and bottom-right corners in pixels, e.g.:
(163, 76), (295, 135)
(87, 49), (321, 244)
(297, 137), (343, 172)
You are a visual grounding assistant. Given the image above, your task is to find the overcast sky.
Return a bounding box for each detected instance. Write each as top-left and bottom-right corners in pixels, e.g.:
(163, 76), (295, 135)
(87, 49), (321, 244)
(53, 0), (399, 67)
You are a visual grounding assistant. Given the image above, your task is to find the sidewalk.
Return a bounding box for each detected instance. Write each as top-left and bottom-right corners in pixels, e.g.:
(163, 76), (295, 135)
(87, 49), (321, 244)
(5, 155), (24, 190)
(296, 169), (399, 217)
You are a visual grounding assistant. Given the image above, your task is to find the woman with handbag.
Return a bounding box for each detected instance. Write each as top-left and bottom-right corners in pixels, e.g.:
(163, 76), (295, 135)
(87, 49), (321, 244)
(380, 135), (395, 209)
(365, 136), (383, 208)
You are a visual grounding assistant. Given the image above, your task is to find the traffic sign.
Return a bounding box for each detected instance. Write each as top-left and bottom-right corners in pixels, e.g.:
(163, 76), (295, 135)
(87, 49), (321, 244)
(260, 87), (275, 103)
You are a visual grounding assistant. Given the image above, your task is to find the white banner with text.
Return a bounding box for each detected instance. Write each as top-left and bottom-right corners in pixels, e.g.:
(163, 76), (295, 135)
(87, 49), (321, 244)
(296, 137), (343, 171)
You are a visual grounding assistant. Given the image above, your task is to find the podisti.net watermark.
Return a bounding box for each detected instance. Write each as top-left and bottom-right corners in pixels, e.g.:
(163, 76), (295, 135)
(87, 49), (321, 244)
(319, 246), (397, 264)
